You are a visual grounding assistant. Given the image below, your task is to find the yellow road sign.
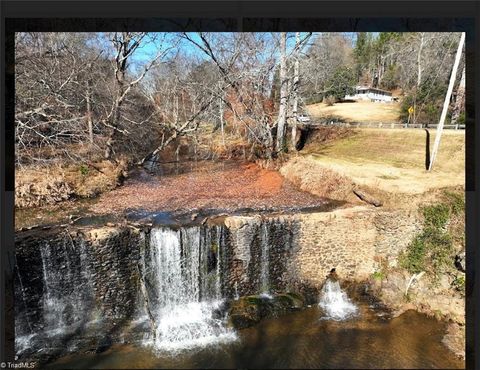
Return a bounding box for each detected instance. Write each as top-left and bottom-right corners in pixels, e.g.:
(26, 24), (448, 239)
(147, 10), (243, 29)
(408, 106), (414, 114)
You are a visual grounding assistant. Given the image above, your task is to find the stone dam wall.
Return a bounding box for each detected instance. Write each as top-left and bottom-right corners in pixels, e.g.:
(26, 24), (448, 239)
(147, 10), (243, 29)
(14, 206), (422, 360)
(223, 206), (421, 293)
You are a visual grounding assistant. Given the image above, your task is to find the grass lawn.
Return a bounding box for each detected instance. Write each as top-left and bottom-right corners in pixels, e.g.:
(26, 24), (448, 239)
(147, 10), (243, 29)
(306, 100), (401, 123)
(300, 128), (465, 194)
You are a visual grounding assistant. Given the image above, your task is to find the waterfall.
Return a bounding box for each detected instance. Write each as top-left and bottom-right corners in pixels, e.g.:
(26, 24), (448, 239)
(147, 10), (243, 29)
(259, 223), (272, 298)
(318, 279), (358, 321)
(38, 240), (94, 335)
(15, 238), (97, 357)
(140, 227), (237, 353)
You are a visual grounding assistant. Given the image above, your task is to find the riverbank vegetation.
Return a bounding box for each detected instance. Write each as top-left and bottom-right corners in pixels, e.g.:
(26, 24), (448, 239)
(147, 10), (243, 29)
(398, 190), (465, 297)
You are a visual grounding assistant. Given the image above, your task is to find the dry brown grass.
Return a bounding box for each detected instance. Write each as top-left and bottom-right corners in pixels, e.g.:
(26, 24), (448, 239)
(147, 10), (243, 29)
(15, 160), (127, 208)
(282, 127), (465, 209)
(301, 128), (465, 191)
(280, 157), (359, 203)
(306, 100), (401, 123)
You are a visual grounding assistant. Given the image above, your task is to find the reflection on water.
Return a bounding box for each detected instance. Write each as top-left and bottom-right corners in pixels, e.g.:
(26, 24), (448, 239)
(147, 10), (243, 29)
(48, 304), (464, 369)
(145, 159), (244, 177)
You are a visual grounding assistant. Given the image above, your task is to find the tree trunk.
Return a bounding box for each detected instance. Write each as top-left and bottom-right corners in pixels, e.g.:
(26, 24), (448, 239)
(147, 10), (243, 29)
(86, 78), (93, 145)
(219, 96), (225, 147)
(451, 65), (465, 124)
(291, 32), (300, 149)
(276, 32), (288, 153)
(413, 33), (425, 124)
(417, 33), (424, 88)
(104, 100), (121, 160)
(105, 35), (128, 160)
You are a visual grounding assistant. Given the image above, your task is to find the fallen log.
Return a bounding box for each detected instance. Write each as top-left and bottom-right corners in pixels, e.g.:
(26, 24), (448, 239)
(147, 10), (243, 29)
(353, 188), (383, 207)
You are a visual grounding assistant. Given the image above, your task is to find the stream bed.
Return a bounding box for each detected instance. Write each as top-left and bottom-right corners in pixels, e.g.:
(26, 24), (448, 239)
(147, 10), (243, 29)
(47, 303), (464, 369)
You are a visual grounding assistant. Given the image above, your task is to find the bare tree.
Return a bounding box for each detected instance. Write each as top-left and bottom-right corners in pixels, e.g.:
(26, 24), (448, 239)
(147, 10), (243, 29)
(276, 32), (288, 153)
(300, 33), (353, 103)
(451, 65), (465, 125)
(103, 32), (174, 160)
(291, 32), (301, 148)
(15, 33), (104, 166)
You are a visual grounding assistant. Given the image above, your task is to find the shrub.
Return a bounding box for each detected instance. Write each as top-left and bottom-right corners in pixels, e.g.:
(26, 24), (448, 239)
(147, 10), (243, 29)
(372, 271), (385, 280)
(79, 164), (89, 176)
(452, 275), (465, 293)
(422, 203), (450, 229)
(324, 95), (336, 106)
(400, 196), (460, 277)
(400, 234), (427, 273)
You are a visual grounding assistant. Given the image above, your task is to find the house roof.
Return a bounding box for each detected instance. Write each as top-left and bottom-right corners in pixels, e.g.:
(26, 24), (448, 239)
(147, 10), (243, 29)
(355, 86), (392, 96)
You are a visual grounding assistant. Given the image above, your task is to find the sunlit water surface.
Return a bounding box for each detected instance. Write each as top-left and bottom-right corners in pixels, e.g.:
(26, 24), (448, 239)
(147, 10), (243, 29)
(47, 304), (464, 369)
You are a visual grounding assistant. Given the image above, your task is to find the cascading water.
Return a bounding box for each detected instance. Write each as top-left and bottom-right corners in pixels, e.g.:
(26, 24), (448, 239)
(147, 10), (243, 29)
(39, 240), (96, 335)
(15, 238), (97, 357)
(318, 279), (358, 321)
(259, 223), (272, 299)
(140, 227), (237, 353)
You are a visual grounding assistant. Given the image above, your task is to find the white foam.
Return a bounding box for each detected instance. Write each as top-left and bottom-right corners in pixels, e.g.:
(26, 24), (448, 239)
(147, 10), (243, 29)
(15, 333), (37, 355)
(144, 300), (237, 354)
(318, 280), (358, 321)
(141, 228), (237, 354)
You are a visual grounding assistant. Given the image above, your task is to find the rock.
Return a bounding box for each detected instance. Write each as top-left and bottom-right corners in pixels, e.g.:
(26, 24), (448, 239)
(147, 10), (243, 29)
(438, 274), (452, 292)
(442, 322), (465, 360)
(454, 251), (466, 272)
(95, 336), (112, 353)
(228, 292), (305, 329)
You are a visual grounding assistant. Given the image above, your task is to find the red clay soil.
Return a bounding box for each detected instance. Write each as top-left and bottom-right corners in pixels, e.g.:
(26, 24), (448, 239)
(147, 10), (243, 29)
(91, 161), (331, 215)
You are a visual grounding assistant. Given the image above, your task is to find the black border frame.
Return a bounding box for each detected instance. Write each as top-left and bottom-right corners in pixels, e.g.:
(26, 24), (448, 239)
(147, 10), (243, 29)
(1, 2), (478, 369)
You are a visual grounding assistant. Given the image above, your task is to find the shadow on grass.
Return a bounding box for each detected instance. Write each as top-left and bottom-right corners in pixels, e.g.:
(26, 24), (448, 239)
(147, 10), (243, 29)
(425, 129), (431, 170)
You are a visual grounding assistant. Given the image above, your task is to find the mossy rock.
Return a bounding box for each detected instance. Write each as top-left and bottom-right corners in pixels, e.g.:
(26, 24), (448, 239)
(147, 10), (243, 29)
(279, 292), (305, 308)
(228, 296), (262, 329)
(228, 292), (305, 329)
(246, 296), (264, 305)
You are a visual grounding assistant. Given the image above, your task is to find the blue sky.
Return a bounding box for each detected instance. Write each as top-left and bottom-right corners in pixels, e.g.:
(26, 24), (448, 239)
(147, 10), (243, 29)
(131, 32), (359, 64)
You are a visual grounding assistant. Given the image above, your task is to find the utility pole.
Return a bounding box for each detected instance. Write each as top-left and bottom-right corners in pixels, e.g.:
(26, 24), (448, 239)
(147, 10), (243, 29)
(428, 32), (465, 172)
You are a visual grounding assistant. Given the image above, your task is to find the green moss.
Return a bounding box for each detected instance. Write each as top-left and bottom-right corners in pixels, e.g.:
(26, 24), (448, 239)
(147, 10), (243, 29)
(246, 296), (263, 305)
(372, 271), (385, 281)
(79, 165), (89, 176)
(453, 275), (465, 292)
(285, 292), (304, 302)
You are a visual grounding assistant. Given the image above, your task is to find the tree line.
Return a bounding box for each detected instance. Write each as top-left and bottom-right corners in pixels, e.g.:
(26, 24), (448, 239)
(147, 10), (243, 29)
(300, 32), (465, 124)
(15, 32), (465, 168)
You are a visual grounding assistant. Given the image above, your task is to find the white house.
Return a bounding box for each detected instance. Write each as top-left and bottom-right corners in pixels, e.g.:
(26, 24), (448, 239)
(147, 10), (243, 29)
(345, 86), (394, 102)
